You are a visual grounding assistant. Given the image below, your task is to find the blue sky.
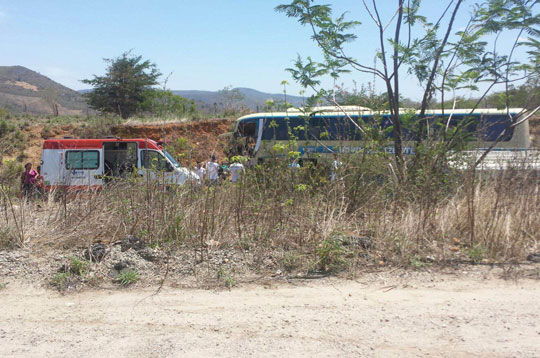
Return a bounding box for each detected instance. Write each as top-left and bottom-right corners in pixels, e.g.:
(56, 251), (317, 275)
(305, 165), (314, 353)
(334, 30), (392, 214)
(0, 1), (531, 99)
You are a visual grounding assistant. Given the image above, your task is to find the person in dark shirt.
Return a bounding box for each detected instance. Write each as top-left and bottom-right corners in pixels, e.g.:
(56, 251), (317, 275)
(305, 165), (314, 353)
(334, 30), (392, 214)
(20, 163), (37, 197)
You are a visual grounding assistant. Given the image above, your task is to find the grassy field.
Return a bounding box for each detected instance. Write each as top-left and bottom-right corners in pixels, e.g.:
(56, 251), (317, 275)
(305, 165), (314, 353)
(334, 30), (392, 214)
(0, 114), (539, 290)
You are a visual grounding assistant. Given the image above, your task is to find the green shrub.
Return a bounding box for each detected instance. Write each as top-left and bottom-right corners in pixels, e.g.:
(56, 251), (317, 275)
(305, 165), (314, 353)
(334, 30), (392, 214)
(52, 272), (71, 291)
(217, 267), (236, 290)
(0, 227), (18, 249)
(116, 269), (139, 286)
(1, 160), (24, 186)
(0, 119), (14, 137)
(69, 257), (89, 276)
(316, 237), (348, 272)
(282, 252), (301, 272)
(465, 244), (485, 264)
(409, 255), (428, 269)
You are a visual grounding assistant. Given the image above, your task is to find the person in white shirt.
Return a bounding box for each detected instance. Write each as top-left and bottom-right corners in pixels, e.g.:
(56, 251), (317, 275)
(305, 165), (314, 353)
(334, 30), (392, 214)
(331, 153), (343, 181)
(194, 162), (206, 183)
(229, 161), (244, 183)
(206, 155), (220, 184)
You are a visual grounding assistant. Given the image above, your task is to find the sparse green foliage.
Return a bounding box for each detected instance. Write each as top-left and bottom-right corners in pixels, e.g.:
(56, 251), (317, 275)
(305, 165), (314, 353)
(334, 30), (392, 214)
(0, 119), (12, 136)
(282, 252), (301, 272)
(410, 255), (428, 269)
(316, 237), (348, 272)
(224, 275), (236, 290)
(82, 51), (161, 119)
(466, 244), (485, 264)
(0, 160), (23, 182)
(264, 99), (275, 111)
(165, 137), (193, 163)
(230, 155), (249, 163)
(116, 269), (139, 286)
(139, 89), (197, 118)
(277, 0), (540, 181)
(52, 272), (71, 291)
(0, 227), (17, 249)
(0, 120), (24, 155)
(218, 86), (244, 115)
(217, 267), (236, 290)
(69, 257), (89, 276)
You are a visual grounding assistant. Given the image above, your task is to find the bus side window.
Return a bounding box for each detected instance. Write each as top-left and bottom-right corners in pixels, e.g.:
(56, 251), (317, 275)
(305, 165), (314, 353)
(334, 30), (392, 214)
(308, 117), (325, 140)
(333, 117), (361, 141)
(262, 117), (288, 140)
(480, 115), (513, 141)
(289, 117), (307, 140)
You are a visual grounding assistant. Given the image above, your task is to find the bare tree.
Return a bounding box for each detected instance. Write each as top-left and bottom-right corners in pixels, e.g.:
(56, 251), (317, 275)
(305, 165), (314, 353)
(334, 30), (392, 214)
(40, 87), (59, 116)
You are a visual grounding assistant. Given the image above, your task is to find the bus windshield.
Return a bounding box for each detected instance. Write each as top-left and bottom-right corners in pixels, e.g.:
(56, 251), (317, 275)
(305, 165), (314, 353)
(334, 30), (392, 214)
(163, 150), (180, 168)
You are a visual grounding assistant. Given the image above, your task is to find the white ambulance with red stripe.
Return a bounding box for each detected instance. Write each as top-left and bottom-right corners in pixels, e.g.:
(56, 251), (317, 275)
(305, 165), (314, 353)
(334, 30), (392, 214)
(40, 138), (198, 191)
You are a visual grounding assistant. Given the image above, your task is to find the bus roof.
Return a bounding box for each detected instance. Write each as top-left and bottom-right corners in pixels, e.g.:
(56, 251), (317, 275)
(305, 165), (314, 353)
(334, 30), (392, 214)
(237, 106), (526, 121)
(42, 138), (162, 150)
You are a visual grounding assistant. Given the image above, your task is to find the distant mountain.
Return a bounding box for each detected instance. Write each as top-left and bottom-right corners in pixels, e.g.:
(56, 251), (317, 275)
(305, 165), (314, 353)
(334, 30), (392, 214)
(0, 66), (87, 115)
(173, 87), (306, 111)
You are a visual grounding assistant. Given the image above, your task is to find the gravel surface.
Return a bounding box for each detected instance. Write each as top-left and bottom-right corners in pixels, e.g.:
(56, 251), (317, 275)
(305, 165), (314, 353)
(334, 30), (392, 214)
(0, 245), (280, 290)
(0, 269), (539, 358)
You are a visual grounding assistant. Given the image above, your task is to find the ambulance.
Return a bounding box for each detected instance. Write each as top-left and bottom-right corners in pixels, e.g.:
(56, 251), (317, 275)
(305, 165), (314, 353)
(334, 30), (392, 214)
(40, 138), (198, 191)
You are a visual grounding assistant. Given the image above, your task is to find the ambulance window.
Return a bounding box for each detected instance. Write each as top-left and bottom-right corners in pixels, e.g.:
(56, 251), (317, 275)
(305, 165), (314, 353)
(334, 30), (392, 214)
(141, 150), (172, 171)
(66, 151), (100, 170)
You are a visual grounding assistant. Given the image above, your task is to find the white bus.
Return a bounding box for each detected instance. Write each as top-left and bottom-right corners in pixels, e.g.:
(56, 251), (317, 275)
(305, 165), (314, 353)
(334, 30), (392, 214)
(232, 106), (539, 170)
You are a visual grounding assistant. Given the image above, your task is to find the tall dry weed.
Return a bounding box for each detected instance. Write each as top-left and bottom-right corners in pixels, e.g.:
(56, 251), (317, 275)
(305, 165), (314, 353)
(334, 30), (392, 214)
(0, 156), (538, 268)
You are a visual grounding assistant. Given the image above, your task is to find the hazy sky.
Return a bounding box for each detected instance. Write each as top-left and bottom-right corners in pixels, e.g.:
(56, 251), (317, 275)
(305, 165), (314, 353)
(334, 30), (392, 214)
(0, 1), (530, 99)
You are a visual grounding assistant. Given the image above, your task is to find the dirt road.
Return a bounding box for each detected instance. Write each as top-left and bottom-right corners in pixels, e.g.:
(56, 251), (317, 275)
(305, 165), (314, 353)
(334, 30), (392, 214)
(1, 272), (539, 358)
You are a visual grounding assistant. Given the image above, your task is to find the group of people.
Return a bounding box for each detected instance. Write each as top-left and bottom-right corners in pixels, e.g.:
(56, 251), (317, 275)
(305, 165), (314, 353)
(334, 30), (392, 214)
(20, 162), (44, 198)
(17, 155), (341, 196)
(194, 155), (245, 185)
(191, 153), (343, 185)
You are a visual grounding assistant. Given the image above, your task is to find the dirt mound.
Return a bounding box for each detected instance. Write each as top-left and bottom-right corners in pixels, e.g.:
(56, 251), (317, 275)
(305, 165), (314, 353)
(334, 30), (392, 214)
(112, 119), (234, 163)
(10, 118), (234, 168)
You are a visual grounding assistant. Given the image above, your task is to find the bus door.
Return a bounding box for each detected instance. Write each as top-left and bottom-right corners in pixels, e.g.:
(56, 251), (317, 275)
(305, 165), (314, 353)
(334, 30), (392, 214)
(64, 149), (103, 188)
(237, 119), (261, 155)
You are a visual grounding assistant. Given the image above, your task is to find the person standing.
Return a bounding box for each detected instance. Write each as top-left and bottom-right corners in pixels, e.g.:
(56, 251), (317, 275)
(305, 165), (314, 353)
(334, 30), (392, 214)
(219, 160), (230, 181)
(206, 155), (220, 185)
(331, 154), (343, 181)
(194, 162), (206, 183)
(20, 163), (37, 197)
(229, 161), (245, 183)
(35, 165), (45, 198)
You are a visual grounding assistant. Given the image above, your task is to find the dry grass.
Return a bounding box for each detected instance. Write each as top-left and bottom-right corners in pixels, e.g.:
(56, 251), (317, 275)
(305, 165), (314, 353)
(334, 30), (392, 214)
(1, 159), (538, 271)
